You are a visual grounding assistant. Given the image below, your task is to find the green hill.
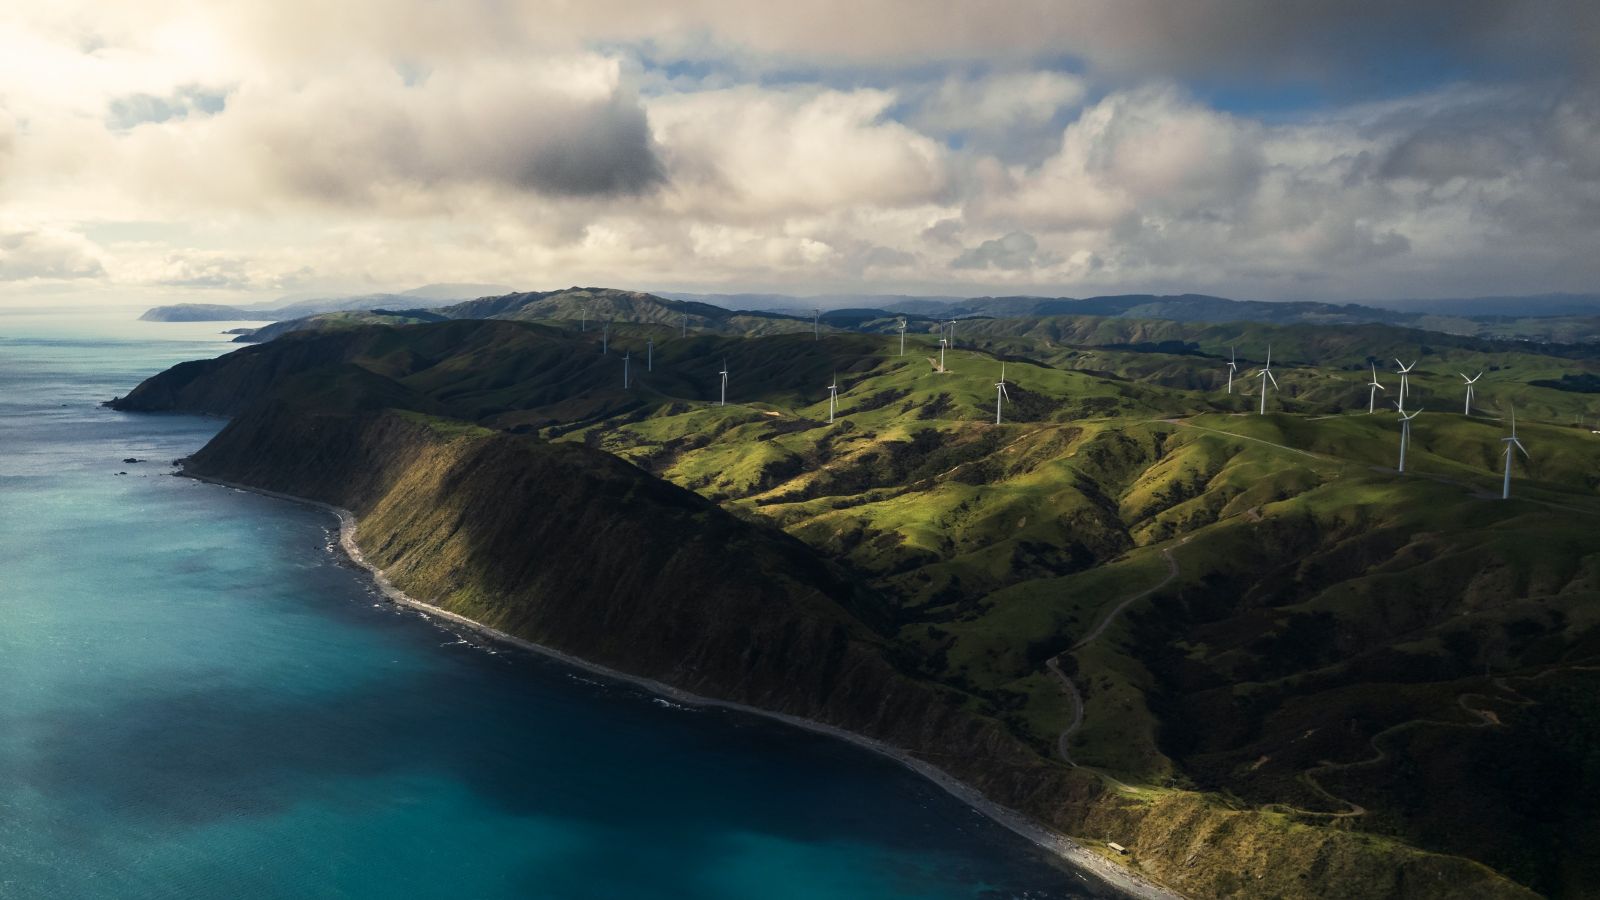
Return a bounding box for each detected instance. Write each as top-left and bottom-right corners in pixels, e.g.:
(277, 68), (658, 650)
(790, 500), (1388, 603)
(111, 311), (1600, 898)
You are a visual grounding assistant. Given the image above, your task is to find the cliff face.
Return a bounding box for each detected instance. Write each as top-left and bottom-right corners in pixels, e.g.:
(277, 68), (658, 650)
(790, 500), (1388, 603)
(185, 404), (1082, 800)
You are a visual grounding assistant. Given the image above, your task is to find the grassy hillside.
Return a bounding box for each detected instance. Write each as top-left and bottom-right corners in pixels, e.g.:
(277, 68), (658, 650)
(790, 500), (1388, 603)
(113, 311), (1600, 898)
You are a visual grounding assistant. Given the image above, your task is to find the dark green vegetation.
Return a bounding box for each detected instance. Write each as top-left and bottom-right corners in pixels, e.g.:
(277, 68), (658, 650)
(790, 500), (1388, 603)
(114, 292), (1600, 898)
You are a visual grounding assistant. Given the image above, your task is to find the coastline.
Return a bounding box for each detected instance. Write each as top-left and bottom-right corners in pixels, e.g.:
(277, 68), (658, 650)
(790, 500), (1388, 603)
(189, 471), (1185, 900)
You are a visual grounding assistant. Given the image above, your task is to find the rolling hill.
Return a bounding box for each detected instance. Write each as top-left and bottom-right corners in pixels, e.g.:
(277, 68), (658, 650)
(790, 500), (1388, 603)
(111, 307), (1600, 898)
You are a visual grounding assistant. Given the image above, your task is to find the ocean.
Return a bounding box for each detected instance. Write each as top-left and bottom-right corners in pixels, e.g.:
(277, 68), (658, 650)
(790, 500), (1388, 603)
(0, 309), (1116, 899)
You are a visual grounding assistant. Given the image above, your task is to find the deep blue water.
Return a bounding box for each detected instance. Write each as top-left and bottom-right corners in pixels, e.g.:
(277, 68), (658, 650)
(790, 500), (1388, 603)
(0, 310), (1115, 899)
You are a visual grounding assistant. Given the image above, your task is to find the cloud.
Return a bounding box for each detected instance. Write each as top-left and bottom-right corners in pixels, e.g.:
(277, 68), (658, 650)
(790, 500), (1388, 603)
(104, 56), (665, 212)
(0, 107), (13, 186)
(0, 2), (1597, 302)
(651, 86), (950, 220)
(976, 87), (1264, 231)
(0, 227), (105, 281)
(952, 231), (1052, 270)
(914, 71), (1087, 134)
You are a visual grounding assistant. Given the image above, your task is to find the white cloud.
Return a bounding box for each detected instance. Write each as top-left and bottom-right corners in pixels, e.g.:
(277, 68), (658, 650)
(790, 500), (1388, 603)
(0, 225), (105, 281)
(651, 86), (950, 221)
(915, 71), (1087, 134)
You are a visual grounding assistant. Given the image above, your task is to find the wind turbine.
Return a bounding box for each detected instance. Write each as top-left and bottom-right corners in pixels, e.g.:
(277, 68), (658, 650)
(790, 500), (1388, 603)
(1366, 363), (1386, 414)
(1460, 371), (1482, 416)
(580, 304), (588, 332)
(1253, 345), (1278, 415)
(682, 313), (688, 338)
(718, 359), (728, 407)
(623, 351), (631, 389)
(994, 364), (1010, 425)
(897, 317), (907, 356)
(937, 336), (948, 373)
(1501, 406), (1529, 499)
(1395, 404), (1421, 472)
(647, 338), (654, 372)
(1394, 358), (1416, 413)
(946, 319), (957, 349)
(601, 321), (610, 354)
(1225, 345), (1238, 394)
(827, 374), (838, 424)
(813, 308), (821, 340)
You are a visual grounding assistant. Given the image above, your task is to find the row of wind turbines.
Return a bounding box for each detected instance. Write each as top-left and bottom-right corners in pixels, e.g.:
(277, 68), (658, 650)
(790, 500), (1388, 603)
(583, 312), (1536, 501)
(1225, 345), (1530, 498)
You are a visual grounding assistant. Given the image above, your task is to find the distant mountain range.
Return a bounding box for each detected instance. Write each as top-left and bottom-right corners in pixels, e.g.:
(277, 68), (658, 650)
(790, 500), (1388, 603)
(137, 283), (513, 322)
(143, 286), (1600, 346)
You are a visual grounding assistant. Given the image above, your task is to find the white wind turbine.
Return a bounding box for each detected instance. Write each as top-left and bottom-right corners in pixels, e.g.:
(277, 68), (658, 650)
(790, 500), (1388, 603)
(946, 319), (957, 350)
(718, 359), (729, 406)
(937, 336), (948, 373)
(897, 317), (907, 356)
(1501, 406), (1529, 500)
(647, 338), (654, 372)
(1460, 371), (1482, 416)
(1366, 363), (1386, 414)
(1395, 404), (1421, 472)
(827, 373), (838, 424)
(601, 321), (610, 354)
(1253, 345), (1278, 415)
(682, 313), (688, 338)
(813, 308), (821, 341)
(623, 351), (631, 389)
(1394, 358), (1416, 413)
(1225, 345), (1238, 394)
(994, 364), (1010, 425)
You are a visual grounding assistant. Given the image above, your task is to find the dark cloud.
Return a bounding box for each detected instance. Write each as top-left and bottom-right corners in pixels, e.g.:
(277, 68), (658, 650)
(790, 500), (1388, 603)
(951, 231), (1052, 270)
(211, 62), (667, 206)
(500, 93), (665, 197)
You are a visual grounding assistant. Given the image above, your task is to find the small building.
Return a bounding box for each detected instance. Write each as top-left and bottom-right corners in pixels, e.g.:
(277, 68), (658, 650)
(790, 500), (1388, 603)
(1108, 842), (1129, 855)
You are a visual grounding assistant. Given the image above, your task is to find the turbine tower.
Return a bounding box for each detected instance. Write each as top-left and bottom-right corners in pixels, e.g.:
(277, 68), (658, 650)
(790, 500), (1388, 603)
(1501, 406), (1529, 499)
(1460, 371), (1482, 416)
(946, 319), (957, 350)
(580, 304), (588, 332)
(994, 364), (1010, 425)
(647, 338), (654, 372)
(1225, 345), (1238, 394)
(1253, 345), (1278, 415)
(1395, 404), (1421, 472)
(602, 321), (610, 354)
(1394, 358), (1416, 413)
(827, 374), (838, 424)
(813, 308), (821, 340)
(718, 359), (729, 406)
(682, 313), (688, 338)
(623, 351), (631, 389)
(897, 317), (907, 356)
(1366, 363), (1386, 414)
(937, 336), (948, 373)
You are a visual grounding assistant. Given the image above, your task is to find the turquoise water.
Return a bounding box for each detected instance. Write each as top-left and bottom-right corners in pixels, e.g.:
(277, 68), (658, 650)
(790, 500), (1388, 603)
(0, 310), (1115, 900)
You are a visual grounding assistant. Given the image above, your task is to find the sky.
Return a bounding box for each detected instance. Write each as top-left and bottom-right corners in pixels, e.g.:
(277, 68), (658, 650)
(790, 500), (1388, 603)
(1, 1), (1598, 307)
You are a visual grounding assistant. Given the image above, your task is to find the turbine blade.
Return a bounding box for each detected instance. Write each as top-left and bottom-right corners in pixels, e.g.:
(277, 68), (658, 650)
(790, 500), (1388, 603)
(1514, 439), (1529, 457)
(1267, 370), (1279, 388)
